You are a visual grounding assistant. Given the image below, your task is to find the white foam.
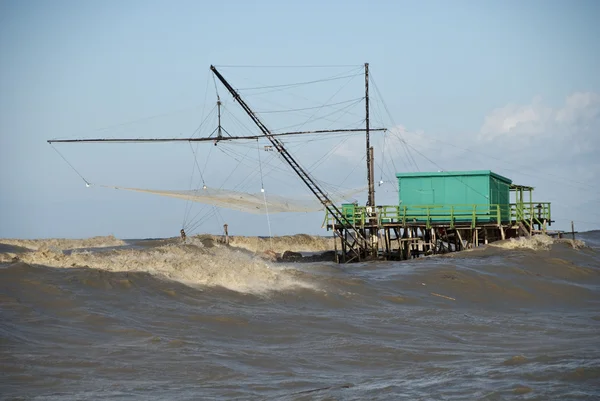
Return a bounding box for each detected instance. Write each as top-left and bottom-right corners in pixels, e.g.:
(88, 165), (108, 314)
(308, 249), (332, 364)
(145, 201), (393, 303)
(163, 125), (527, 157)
(228, 234), (334, 254)
(489, 234), (586, 251)
(0, 235), (126, 251)
(2, 242), (317, 295)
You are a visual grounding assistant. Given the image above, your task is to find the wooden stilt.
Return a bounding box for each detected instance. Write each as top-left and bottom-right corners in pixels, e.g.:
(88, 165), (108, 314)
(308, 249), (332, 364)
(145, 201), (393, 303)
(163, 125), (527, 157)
(342, 229), (347, 263)
(529, 216), (534, 236)
(456, 229), (464, 251)
(402, 227), (409, 260)
(384, 228), (390, 258)
(408, 228), (413, 258)
(333, 230), (339, 263)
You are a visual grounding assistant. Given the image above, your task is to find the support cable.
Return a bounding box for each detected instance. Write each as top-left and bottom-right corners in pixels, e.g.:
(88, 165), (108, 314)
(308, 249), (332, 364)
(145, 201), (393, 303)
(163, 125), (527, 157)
(222, 126), (372, 203)
(210, 65), (367, 261)
(235, 67), (363, 97)
(225, 136), (356, 202)
(49, 144), (91, 187)
(183, 80), (216, 231)
(307, 134), (354, 173)
(184, 141), (226, 233)
(293, 73), (362, 132)
(255, 98), (363, 114)
(214, 64), (362, 68)
(201, 144), (214, 180)
(272, 98), (364, 133)
(188, 142), (207, 187)
(238, 73), (361, 91)
(184, 144), (255, 234)
(339, 153), (367, 188)
(370, 72), (419, 172)
(190, 143), (224, 231)
(182, 142), (207, 232)
(182, 147), (199, 229)
(379, 129), (387, 185)
(191, 75), (215, 138)
(257, 139), (273, 248)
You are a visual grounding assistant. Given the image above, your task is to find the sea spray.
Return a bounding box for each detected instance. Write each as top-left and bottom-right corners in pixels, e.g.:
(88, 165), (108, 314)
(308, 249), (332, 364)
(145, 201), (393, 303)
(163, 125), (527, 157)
(490, 234), (559, 251)
(1, 241), (317, 294)
(0, 235), (126, 251)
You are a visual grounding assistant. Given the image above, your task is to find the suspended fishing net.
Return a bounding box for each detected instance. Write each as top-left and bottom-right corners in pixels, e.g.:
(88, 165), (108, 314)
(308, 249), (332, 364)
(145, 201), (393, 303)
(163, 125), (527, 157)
(102, 185), (365, 214)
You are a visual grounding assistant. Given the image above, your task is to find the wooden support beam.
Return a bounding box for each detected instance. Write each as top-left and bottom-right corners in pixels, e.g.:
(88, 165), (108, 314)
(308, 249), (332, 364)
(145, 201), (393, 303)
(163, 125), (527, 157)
(333, 230), (339, 263)
(456, 229), (464, 251)
(384, 228), (390, 259)
(402, 227), (409, 260)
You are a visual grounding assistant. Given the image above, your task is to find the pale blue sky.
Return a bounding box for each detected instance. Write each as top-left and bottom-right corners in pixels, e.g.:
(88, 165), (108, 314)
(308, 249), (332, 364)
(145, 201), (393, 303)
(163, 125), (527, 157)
(1, 0), (599, 239)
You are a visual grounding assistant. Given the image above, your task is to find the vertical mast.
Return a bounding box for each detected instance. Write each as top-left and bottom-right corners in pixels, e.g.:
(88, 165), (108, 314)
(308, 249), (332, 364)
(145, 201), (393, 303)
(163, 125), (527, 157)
(365, 62), (375, 207)
(217, 99), (223, 139)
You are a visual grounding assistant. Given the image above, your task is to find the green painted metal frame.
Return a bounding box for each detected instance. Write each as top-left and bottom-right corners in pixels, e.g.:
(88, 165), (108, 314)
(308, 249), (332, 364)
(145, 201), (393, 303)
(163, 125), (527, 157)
(324, 202), (552, 230)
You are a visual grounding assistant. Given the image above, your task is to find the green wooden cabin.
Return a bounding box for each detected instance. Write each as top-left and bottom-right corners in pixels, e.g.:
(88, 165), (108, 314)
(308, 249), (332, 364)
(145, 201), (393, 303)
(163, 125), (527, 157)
(325, 170), (551, 229)
(395, 170), (512, 223)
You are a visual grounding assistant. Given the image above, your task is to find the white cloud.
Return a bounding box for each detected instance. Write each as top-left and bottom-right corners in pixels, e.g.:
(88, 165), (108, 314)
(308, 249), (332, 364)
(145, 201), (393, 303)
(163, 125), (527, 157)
(478, 92), (600, 231)
(555, 92), (600, 125)
(331, 135), (364, 161)
(479, 92), (600, 158)
(479, 96), (553, 139)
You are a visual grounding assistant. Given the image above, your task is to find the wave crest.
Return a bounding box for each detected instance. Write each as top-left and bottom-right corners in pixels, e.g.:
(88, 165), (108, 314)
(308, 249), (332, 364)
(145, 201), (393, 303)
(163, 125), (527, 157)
(1, 242), (316, 294)
(489, 235), (586, 251)
(0, 235), (126, 251)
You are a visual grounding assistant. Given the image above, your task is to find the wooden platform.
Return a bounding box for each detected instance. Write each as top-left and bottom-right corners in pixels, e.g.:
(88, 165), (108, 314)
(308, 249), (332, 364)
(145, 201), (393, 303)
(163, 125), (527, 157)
(324, 203), (556, 262)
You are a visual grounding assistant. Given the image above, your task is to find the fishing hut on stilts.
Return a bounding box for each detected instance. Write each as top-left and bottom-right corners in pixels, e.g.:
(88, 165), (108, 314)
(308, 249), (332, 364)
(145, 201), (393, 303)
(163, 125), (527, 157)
(324, 171), (554, 261)
(47, 63), (556, 263)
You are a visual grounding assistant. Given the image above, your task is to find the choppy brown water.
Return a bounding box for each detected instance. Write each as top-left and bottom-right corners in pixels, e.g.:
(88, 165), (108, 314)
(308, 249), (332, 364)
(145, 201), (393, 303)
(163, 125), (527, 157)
(1, 232), (599, 400)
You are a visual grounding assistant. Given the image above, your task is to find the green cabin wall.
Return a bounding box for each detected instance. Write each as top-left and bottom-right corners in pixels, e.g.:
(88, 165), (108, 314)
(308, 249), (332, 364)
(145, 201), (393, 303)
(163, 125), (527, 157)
(396, 171), (512, 222)
(490, 175), (511, 220)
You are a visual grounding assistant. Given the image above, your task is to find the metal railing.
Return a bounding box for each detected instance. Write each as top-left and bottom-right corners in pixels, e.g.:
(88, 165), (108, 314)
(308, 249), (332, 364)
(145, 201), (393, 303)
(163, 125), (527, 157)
(511, 202), (551, 225)
(324, 202), (551, 229)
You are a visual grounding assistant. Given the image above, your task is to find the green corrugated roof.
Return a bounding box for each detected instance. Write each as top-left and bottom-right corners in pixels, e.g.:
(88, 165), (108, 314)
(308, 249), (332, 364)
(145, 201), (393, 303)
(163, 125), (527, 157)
(395, 170), (512, 184)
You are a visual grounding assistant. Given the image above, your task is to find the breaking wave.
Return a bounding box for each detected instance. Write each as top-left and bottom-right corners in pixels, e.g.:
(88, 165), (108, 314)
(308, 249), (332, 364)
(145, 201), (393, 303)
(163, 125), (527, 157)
(0, 235), (126, 251)
(1, 232), (598, 300)
(216, 233), (334, 254)
(488, 234), (586, 251)
(0, 241), (316, 294)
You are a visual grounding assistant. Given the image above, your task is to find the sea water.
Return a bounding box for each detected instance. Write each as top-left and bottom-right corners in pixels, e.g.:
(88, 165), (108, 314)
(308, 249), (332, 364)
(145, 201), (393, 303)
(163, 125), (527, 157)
(1, 232), (599, 400)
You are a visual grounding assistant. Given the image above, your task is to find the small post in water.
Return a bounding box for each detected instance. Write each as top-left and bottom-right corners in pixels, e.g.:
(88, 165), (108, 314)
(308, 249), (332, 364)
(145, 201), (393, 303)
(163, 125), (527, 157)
(571, 221), (575, 240)
(223, 224), (229, 245)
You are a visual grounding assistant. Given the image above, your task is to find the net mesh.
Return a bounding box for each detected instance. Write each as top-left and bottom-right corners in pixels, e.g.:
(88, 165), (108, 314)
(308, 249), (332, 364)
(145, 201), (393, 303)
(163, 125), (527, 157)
(102, 185), (365, 214)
